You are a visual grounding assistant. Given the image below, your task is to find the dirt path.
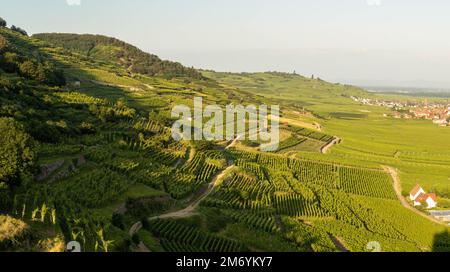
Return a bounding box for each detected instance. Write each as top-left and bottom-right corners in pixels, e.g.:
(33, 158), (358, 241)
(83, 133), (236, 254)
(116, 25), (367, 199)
(128, 164), (235, 238)
(225, 135), (242, 150)
(383, 166), (447, 226)
(274, 214), (286, 234)
(321, 137), (340, 154)
(127, 154), (188, 239)
(329, 234), (349, 252)
(129, 221), (143, 237)
(134, 242), (151, 252)
(153, 165), (235, 220)
(173, 158), (183, 168)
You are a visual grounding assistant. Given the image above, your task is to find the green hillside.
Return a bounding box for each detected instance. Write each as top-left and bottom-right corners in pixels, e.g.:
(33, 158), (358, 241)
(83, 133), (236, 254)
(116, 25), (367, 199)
(33, 33), (203, 80)
(206, 71), (450, 197)
(1, 24), (449, 252)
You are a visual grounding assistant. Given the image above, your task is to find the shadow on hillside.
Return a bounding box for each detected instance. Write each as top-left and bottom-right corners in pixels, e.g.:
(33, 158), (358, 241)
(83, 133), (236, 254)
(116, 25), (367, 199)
(25, 33), (171, 115)
(432, 229), (450, 252)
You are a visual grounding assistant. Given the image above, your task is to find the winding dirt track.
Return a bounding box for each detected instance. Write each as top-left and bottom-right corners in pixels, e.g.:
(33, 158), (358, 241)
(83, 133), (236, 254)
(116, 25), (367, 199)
(321, 137), (340, 154)
(153, 165), (235, 220)
(129, 164), (235, 237)
(225, 135), (242, 150)
(383, 166), (447, 226)
(329, 235), (349, 252)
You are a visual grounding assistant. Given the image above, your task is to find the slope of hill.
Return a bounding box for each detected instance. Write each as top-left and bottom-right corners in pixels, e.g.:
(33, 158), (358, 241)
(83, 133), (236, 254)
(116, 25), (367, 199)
(1, 25), (449, 252)
(203, 71), (370, 118)
(33, 33), (203, 80)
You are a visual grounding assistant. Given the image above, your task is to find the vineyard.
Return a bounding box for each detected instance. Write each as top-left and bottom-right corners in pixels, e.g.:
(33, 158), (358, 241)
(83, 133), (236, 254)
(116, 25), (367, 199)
(287, 125), (334, 143)
(53, 168), (130, 208)
(144, 219), (245, 252)
(276, 136), (307, 152)
(166, 151), (226, 199)
(14, 124), (448, 252)
(194, 149), (448, 252)
(274, 193), (328, 218)
(2, 25), (449, 253)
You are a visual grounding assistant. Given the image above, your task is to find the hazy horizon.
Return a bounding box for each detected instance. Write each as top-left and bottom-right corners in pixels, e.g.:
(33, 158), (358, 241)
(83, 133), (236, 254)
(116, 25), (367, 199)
(3, 0), (450, 89)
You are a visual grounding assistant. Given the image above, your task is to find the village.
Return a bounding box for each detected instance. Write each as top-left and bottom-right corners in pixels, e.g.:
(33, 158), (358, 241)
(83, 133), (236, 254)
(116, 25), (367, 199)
(351, 96), (450, 126)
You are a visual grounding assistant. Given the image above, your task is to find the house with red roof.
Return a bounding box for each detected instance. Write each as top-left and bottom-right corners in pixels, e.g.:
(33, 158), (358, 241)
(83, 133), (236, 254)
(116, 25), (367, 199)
(409, 184), (425, 201)
(410, 185), (438, 209)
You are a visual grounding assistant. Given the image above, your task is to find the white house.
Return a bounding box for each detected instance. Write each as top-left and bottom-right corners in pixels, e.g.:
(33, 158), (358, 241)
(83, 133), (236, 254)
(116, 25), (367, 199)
(410, 184), (438, 209)
(413, 193), (438, 209)
(410, 184), (425, 201)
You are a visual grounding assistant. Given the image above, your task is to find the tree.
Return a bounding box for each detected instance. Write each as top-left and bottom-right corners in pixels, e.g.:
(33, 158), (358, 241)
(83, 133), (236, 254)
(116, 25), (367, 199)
(0, 17), (6, 27)
(0, 118), (36, 186)
(10, 25), (28, 36)
(19, 60), (37, 79)
(18, 60), (66, 86)
(0, 37), (7, 71)
(0, 35), (8, 53)
(1, 52), (19, 73)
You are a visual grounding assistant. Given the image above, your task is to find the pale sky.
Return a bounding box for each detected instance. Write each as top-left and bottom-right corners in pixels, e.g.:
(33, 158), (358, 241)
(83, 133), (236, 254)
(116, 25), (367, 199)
(2, 0), (450, 88)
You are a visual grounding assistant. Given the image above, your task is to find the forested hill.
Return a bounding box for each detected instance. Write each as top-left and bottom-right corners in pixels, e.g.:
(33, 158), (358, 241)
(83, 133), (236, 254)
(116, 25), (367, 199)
(33, 33), (203, 80)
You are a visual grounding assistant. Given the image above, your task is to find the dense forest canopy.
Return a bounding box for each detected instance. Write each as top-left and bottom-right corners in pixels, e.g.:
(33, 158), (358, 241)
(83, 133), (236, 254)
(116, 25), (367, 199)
(33, 33), (203, 80)
(0, 30), (65, 86)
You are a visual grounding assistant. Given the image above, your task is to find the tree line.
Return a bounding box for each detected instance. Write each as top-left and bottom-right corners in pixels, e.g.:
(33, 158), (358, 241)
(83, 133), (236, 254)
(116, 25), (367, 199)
(33, 33), (204, 80)
(0, 17), (28, 36)
(0, 31), (65, 86)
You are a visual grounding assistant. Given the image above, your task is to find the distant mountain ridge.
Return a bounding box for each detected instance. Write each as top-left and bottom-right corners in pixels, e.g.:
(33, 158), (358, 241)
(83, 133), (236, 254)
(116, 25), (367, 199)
(32, 33), (203, 80)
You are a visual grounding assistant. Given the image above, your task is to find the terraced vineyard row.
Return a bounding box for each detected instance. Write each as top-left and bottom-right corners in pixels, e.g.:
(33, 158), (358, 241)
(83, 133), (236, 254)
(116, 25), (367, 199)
(276, 136), (307, 152)
(222, 210), (280, 233)
(274, 193), (328, 218)
(53, 168), (130, 208)
(133, 118), (166, 134)
(291, 160), (339, 188)
(288, 125), (334, 142)
(257, 153), (290, 171)
(339, 167), (397, 199)
(235, 159), (266, 180)
(146, 219), (245, 252)
(231, 151), (397, 200)
(165, 151), (226, 199)
(226, 174), (274, 197)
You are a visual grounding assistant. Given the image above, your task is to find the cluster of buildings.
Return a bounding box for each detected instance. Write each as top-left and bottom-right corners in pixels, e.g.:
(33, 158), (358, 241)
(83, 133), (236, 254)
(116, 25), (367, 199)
(350, 96), (406, 109)
(408, 107), (450, 126)
(350, 96), (450, 126)
(409, 184), (438, 209)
